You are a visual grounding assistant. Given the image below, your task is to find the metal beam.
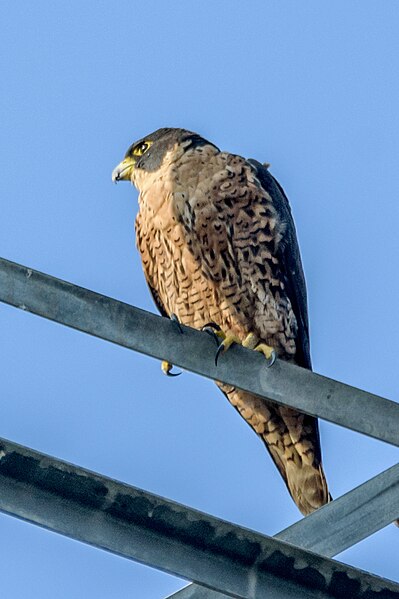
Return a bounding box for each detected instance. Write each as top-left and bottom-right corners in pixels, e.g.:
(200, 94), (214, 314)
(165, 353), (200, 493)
(166, 588), (222, 599)
(169, 463), (399, 598)
(0, 438), (398, 599)
(1, 257), (399, 446)
(276, 461), (399, 555)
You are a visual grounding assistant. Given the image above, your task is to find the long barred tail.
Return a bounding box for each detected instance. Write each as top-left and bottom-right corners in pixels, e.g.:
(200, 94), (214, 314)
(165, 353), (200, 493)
(217, 382), (331, 515)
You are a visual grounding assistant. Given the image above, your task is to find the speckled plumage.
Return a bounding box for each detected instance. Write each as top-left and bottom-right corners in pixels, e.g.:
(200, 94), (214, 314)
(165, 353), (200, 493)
(113, 128), (330, 515)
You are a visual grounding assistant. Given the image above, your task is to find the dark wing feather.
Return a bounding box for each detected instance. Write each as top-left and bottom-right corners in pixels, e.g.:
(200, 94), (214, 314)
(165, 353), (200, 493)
(248, 160), (325, 470)
(248, 160), (311, 370)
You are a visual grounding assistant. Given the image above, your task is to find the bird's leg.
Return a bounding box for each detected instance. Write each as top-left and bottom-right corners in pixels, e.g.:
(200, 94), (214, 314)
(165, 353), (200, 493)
(161, 314), (182, 377)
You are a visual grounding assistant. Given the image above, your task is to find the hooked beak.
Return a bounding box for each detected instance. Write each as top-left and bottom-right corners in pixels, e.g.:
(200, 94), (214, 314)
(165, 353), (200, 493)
(112, 156), (136, 183)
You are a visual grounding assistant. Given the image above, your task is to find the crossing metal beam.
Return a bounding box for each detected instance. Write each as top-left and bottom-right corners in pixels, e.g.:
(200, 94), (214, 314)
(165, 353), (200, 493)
(1, 257), (399, 446)
(168, 463), (399, 598)
(276, 462), (399, 555)
(0, 438), (398, 599)
(1, 257), (399, 597)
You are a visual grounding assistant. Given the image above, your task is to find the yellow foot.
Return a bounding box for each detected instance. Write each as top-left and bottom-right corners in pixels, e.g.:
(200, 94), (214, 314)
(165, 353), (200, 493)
(214, 333), (242, 365)
(206, 327), (276, 368)
(201, 323), (239, 365)
(254, 343), (276, 366)
(202, 323), (239, 365)
(161, 360), (181, 377)
(242, 332), (276, 367)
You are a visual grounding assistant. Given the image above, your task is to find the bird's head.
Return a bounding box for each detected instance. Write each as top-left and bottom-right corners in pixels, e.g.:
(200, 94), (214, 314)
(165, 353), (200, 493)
(112, 127), (218, 190)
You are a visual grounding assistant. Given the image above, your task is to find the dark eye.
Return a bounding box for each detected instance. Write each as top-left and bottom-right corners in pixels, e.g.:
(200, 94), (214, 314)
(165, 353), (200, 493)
(134, 142), (150, 156)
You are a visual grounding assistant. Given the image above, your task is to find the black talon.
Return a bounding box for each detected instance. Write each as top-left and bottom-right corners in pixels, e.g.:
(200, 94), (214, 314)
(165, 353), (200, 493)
(215, 342), (225, 366)
(170, 313), (183, 334)
(166, 369), (181, 377)
(202, 322), (221, 331)
(202, 323), (222, 346)
(162, 360), (182, 377)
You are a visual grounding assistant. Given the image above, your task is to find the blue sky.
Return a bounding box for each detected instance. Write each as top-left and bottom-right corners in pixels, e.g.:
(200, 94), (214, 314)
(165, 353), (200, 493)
(0, 2), (398, 597)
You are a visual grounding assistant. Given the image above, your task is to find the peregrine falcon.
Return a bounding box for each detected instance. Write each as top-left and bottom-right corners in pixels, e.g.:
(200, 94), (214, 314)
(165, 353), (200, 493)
(112, 128), (330, 515)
